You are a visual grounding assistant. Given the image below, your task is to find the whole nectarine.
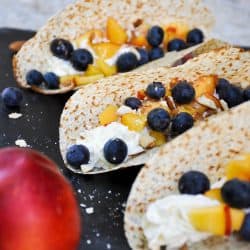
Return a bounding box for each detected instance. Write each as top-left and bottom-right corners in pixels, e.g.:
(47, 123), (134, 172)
(0, 147), (81, 250)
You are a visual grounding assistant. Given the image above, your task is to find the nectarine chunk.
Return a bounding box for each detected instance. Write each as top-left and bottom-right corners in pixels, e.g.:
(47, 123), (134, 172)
(205, 189), (224, 203)
(107, 17), (128, 45)
(99, 105), (118, 126)
(92, 42), (121, 59)
(85, 65), (103, 76)
(121, 113), (146, 132)
(166, 22), (190, 41)
(76, 29), (104, 47)
(149, 131), (166, 146)
(130, 35), (149, 48)
(95, 59), (117, 77)
(230, 208), (245, 231)
(193, 75), (217, 97)
(74, 74), (104, 86)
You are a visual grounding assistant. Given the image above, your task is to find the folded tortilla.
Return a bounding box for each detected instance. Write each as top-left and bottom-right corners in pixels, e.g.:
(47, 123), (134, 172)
(124, 101), (250, 250)
(59, 47), (250, 174)
(13, 0), (215, 94)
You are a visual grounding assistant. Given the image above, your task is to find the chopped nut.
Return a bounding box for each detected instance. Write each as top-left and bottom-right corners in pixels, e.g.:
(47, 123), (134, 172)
(9, 40), (26, 53)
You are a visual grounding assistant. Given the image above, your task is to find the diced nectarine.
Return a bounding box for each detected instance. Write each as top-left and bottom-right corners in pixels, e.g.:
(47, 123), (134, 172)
(231, 208), (245, 231)
(99, 105), (118, 126)
(121, 113), (146, 132)
(60, 75), (76, 85)
(106, 17), (127, 45)
(74, 74), (104, 86)
(129, 35), (149, 48)
(85, 65), (103, 76)
(95, 59), (117, 77)
(149, 131), (166, 146)
(205, 189), (224, 203)
(165, 22), (190, 41)
(193, 75), (217, 97)
(92, 42), (121, 59)
(76, 30), (104, 47)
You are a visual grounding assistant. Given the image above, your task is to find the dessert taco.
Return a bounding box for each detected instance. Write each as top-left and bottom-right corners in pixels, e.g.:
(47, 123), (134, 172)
(59, 47), (250, 174)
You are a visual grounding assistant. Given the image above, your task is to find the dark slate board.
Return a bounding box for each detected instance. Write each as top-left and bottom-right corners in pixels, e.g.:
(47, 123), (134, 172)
(0, 28), (141, 250)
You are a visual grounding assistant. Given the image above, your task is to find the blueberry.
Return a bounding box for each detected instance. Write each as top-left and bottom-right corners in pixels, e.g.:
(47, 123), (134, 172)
(187, 28), (204, 45)
(66, 144), (90, 167)
(178, 171), (210, 195)
(1, 87), (23, 107)
(116, 52), (138, 72)
(171, 112), (194, 136)
(239, 214), (250, 241)
(43, 72), (59, 89)
(50, 39), (73, 60)
(221, 179), (250, 208)
(148, 47), (164, 61)
(171, 81), (195, 104)
(103, 138), (128, 164)
(243, 86), (250, 101)
(167, 39), (187, 51)
(146, 82), (166, 100)
(70, 49), (93, 71)
(216, 78), (231, 93)
(136, 48), (149, 66)
(26, 69), (43, 86)
(124, 97), (142, 110)
(147, 26), (164, 47)
(147, 108), (170, 132)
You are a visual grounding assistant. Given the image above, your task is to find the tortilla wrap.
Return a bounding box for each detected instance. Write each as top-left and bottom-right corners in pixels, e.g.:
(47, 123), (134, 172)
(13, 0), (215, 94)
(59, 47), (250, 174)
(124, 101), (250, 250)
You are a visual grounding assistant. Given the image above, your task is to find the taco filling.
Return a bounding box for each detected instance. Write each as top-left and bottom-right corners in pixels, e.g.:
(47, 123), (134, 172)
(25, 18), (205, 90)
(142, 154), (250, 250)
(65, 76), (250, 172)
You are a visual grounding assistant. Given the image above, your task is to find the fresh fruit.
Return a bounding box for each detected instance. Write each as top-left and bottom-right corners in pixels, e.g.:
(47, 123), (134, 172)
(74, 74), (104, 86)
(0, 147), (81, 250)
(116, 52), (138, 72)
(146, 82), (166, 100)
(171, 112), (194, 135)
(76, 29), (104, 46)
(243, 86), (250, 100)
(130, 35), (149, 48)
(149, 131), (166, 146)
(50, 38), (73, 60)
(99, 105), (118, 126)
(167, 38), (187, 51)
(205, 188), (224, 203)
(226, 154), (250, 181)
(239, 214), (250, 241)
(216, 78), (231, 92)
(193, 75), (217, 97)
(136, 48), (149, 66)
(92, 42), (120, 59)
(66, 144), (90, 167)
(103, 138), (128, 164)
(146, 26), (164, 47)
(124, 97), (142, 110)
(171, 81), (195, 104)
(148, 47), (164, 61)
(70, 49), (93, 71)
(43, 72), (59, 89)
(231, 208), (245, 231)
(85, 65), (103, 76)
(26, 69), (44, 86)
(121, 113), (146, 132)
(166, 22), (190, 41)
(147, 108), (170, 132)
(221, 179), (250, 208)
(59, 75), (76, 85)
(106, 17), (127, 45)
(187, 28), (204, 45)
(1, 87), (23, 107)
(137, 89), (146, 100)
(95, 58), (117, 76)
(178, 171), (210, 194)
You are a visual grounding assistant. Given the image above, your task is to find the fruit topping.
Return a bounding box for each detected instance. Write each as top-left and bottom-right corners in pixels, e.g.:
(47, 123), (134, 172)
(239, 214), (250, 241)
(146, 26), (164, 47)
(95, 58), (117, 76)
(171, 112), (194, 135)
(106, 17), (128, 45)
(121, 113), (146, 132)
(1, 87), (23, 107)
(178, 171), (210, 194)
(193, 75), (217, 97)
(124, 97), (142, 110)
(130, 35), (149, 48)
(136, 48), (149, 66)
(43, 72), (59, 89)
(147, 108), (170, 132)
(221, 179), (250, 208)
(116, 52), (138, 72)
(187, 28), (204, 45)
(146, 82), (166, 100)
(50, 38), (73, 60)
(26, 69), (43, 86)
(137, 90), (146, 100)
(103, 138), (128, 164)
(148, 47), (164, 61)
(99, 105), (118, 126)
(70, 49), (93, 71)
(243, 87), (250, 101)
(171, 81), (195, 104)
(167, 38), (187, 51)
(85, 65), (103, 76)
(92, 42), (120, 59)
(149, 131), (166, 146)
(205, 188), (224, 203)
(76, 29), (104, 46)
(74, 74), (104, 86)
(165, 22), (190, 41)
(66, 144), (90, 167)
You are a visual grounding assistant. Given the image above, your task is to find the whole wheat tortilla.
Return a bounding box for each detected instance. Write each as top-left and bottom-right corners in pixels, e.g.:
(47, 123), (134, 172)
(124, 101), (250, 250)
(59, 47), (250, 174)
(13, 0), (215, 94)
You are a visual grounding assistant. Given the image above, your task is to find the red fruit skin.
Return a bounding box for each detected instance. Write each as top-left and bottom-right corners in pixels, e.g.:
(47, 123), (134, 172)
(0, 147), (81, 250)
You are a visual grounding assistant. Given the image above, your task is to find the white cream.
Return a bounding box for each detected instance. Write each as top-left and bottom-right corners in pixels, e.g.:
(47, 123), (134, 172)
(142, 194), (219, 250)
(116, 105), (135, 115)
(76, 122), (144, 169)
